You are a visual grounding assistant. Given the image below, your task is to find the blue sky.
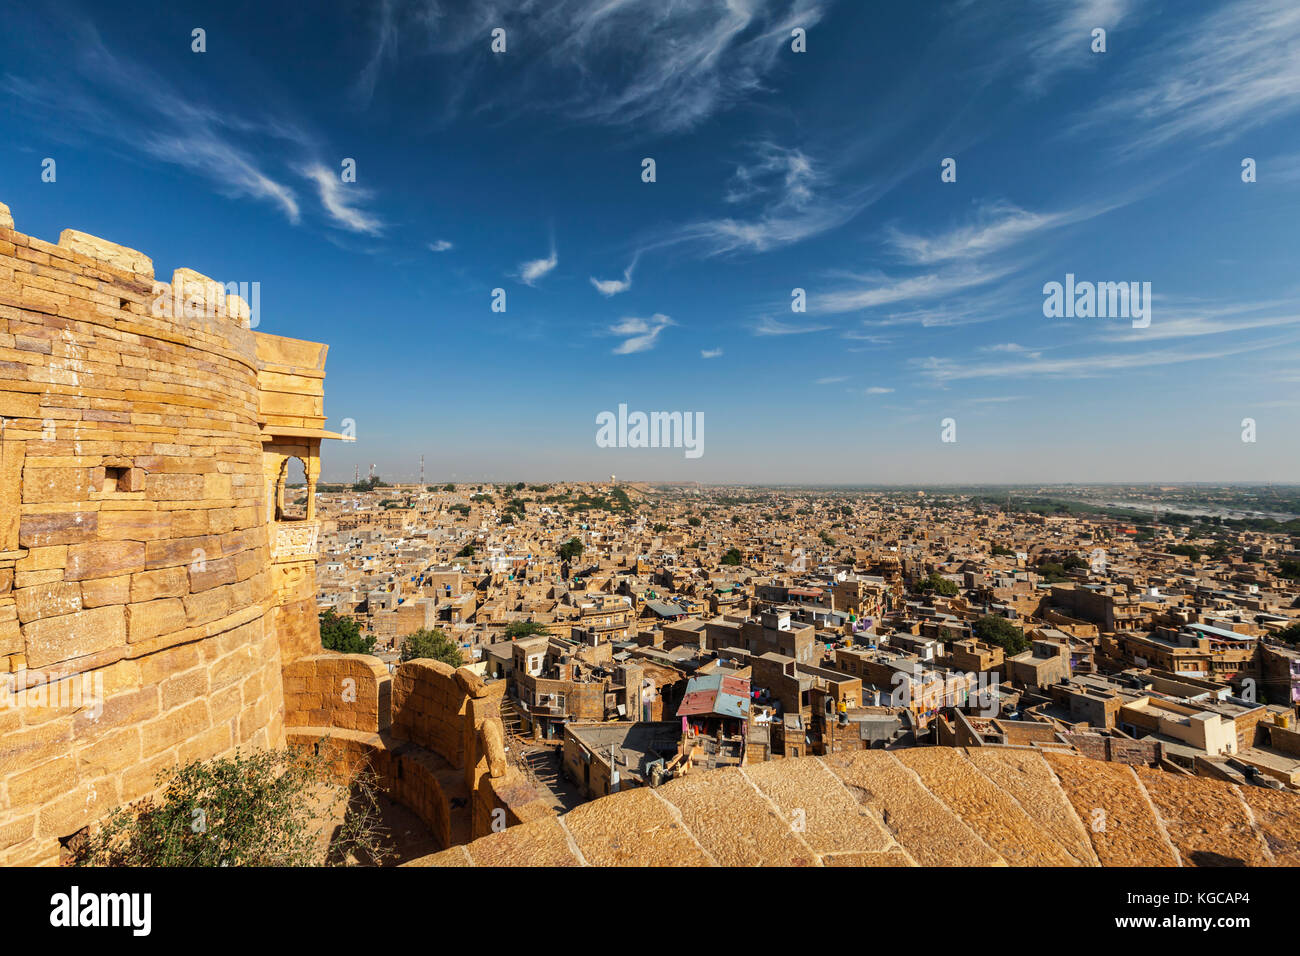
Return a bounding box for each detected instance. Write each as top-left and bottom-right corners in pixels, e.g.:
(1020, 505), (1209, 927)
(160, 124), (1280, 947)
(2, 0), (1299, 484)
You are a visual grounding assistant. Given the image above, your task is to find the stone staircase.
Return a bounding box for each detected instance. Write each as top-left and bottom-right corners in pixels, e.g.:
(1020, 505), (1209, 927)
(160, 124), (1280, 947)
(499, 695), (525, 737)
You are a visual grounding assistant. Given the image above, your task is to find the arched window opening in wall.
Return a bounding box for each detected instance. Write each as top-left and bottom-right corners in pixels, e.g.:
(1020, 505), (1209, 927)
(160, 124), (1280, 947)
(279, 455), (309, 520)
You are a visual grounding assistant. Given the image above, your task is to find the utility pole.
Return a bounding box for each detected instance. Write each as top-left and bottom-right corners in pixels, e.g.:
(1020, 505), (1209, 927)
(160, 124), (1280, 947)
(354, 464), (359, 485)
(420, 455), (425, 489)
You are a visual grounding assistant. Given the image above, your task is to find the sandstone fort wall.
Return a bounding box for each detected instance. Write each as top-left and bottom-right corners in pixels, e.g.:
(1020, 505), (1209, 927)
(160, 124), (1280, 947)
(0, 201), (549, 864)
(0, 204), (287, 865)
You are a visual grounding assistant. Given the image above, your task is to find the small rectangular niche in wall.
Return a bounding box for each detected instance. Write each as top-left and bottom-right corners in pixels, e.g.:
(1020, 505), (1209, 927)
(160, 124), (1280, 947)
(97, 462), (144, 494)
(103, 466), (129, 493)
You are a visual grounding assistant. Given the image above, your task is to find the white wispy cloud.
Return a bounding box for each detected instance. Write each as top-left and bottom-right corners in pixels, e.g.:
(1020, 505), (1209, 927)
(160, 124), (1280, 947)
(373, 0), (829, 133)
(753, 316), (831, 336)
(1273, 153), (1300, 183)
(1095, 300), (1300, 342)
(2, 29), (308, 224)
(841, 330), (895, 345)
(916, 335), (1294, 384)
(1025, 0), (1135, 83)
(814, 264), (1019, 315)
(725, 142), (819, 206)
(815, 376), (847, 385)
(352, 0), (400, 107)
(1, 24), (401, 237)
(1080, 0), (1300, 154)
(590, 256), (637, 296)
(885, 200), (1115, 266)
(865, 386), (894, 394)
(609, 314), (675, 354)
(667, 142), (876, 256)
(981, 342), (1043, 359)
(155, 126), (304, 224)
(701, 348), (724, 359)
(517, 242), (559, 286)
(428, 239), (454, 252)
(302, 164), (385, 235)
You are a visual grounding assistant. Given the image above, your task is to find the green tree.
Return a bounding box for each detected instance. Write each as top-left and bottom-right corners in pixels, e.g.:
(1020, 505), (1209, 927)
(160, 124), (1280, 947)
(917, 571), (958, 596)
(991, 544), (1015, 557)
(319, 610), (375, 655)
(455, 544), (475, 558)
(1273, 622), (1300, 645)
(73, 746), (390, 866)
(505, 621), (550, 639)
(443, 483), (455, 491)
(558, 537), (584, 562)
(974, 615), (1029, 656)
(399, 627), (465, 666)
(1036, 561), (1069, 583)
(688, 516), (702, 527)
(721, 547), (743, 566)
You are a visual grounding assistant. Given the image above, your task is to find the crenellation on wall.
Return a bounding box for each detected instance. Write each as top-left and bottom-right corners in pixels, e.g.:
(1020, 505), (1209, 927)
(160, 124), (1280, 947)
(56, 229), (154, 280)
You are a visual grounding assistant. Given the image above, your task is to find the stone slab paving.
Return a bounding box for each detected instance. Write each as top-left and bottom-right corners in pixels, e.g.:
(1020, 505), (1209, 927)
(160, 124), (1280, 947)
(1234, 784), (1300, 865)
(655, 766), (817, 866)
(819, 751), (1005, 866)
(408, 748), (1300, 867)
(741, 756), (894, 856)
(962, 746), (1100, 865)
(1043, 752), (1180, 867)
(1132, 766), (1274, 867)
(894, 747), (1077, 866)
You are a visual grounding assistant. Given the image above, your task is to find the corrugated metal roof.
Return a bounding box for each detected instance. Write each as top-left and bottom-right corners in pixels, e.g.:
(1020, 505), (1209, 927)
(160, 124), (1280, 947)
(678, 674), (751, 718)
(685, 673), (723, 692)
(646, 600), (687, 617)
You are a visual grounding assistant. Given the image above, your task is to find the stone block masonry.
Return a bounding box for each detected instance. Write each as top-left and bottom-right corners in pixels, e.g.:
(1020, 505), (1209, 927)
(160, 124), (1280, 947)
(0, 200), (320, 865)
(284, 654), (552, 848)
